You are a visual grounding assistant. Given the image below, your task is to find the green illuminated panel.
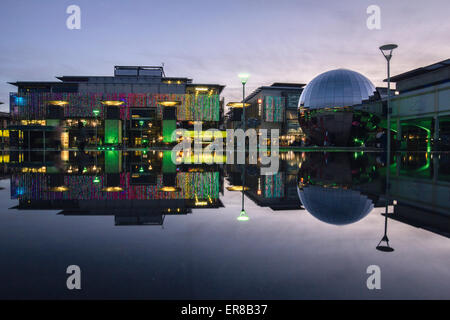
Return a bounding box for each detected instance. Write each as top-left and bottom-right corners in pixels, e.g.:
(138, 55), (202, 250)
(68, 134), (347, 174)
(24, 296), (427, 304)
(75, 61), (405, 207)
(46, 119), (60, 127)
(104, 120), (122, 144)
(162, 120), (176, 143)
(105, 150), (122, 173)
(163, 150), (176, 173)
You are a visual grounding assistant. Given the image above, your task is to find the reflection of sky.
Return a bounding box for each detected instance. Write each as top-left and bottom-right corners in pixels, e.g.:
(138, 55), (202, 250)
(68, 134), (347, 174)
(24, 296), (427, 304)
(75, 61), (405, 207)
(1, 0), (450, 111)
(0, 178), (449, 299)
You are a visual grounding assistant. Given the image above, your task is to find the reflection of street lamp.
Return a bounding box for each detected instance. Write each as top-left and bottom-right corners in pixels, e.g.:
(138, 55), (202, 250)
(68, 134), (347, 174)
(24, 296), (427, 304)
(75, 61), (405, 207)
(376, 207), (394, 252)
(379, 44), (398, 155)
(237, 209), (249, 221)
(237, 165), (249, 221)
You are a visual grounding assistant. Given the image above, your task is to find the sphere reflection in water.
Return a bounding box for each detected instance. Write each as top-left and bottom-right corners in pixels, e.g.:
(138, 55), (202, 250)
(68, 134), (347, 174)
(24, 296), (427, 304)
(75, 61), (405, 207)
(297, 186), (374, 225)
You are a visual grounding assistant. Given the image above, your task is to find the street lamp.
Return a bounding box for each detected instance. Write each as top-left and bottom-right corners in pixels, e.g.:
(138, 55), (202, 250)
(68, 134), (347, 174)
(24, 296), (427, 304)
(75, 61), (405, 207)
(379, 44), (398, 155)
(238, 73), (249, 131)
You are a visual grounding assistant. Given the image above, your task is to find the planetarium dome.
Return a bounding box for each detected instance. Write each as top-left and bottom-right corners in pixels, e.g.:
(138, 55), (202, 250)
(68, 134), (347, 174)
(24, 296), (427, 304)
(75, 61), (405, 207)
(297, 185), (374, 225)
(299, 69), (376, 109)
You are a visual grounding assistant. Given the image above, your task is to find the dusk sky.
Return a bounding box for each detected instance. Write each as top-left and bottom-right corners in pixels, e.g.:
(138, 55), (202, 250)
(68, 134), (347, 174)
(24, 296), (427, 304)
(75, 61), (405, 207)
(1, 0), (449, 111)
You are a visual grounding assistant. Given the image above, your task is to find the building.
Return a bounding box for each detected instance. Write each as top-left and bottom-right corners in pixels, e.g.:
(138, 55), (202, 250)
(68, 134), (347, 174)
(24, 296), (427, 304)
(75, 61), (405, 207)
(358, 59), (450, 151)
(298, 69), (379, 146)
(0, 108), (10, 150)
(226, 83), (305, 146)
(8, 66), (225, 150)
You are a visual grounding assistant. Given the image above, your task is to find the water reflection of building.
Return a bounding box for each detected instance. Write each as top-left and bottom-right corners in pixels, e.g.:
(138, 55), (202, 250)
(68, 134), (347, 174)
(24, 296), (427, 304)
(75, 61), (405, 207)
(296, 151), (450, 236)
(388, 152), (450, 237)
(225, 152), (303, 210)
(297, 152), (385, 225)
(8, 66), (224, 150)
(8, 151), (224, 226)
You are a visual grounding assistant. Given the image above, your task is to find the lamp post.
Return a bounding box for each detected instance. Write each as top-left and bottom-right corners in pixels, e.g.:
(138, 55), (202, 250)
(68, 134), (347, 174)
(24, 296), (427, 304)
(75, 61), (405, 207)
(237, 73), (249, 221)
(379, 44), (398, 156)
(238, 73), (249, 132)
(379, 44), (397, 252)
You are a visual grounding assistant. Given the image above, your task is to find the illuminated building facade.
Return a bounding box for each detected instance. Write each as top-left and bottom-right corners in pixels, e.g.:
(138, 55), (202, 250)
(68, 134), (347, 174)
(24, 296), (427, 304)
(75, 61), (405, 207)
(226, 83), (305, 146)
(0, 111), (10, 150)
(358, 59), (450, 151)
(8, 66), (224, 149)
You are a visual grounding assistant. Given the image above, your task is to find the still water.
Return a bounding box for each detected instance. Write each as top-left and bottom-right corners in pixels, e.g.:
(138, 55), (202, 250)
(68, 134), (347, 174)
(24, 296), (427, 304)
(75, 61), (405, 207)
(0, 150), (449, 299)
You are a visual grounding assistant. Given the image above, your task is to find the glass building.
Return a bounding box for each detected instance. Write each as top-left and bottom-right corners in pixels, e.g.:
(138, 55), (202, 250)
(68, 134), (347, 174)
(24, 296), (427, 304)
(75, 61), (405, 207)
(8, 66), (225, 150)
(298, 69), (379, 147)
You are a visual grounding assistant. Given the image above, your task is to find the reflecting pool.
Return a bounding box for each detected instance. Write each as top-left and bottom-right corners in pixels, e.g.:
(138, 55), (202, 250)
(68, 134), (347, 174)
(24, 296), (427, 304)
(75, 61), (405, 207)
(0, 150), (449, 299)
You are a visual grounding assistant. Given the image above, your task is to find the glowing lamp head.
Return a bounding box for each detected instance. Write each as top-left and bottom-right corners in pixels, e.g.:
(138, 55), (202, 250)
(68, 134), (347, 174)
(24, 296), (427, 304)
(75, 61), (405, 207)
(237, 210), (249, 221)
(238, 73), (250, 85)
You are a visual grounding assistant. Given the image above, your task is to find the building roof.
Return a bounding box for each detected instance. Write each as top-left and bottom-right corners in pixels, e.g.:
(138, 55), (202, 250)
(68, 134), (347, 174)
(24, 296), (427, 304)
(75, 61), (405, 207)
(8, 81), (63, 87)
(388, 59), (450, 82)
(300, 69), (375, 109)
(187, 83), (225, 94)
(244, 82), (305, 102)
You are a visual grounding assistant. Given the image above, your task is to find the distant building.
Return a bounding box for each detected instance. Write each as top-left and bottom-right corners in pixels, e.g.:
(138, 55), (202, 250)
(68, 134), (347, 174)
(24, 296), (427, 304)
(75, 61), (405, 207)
(8, 66), (225, 149)
(358, 58), (450, 150)
(0, 109), (10, 150)
(227, 83), (305, 146)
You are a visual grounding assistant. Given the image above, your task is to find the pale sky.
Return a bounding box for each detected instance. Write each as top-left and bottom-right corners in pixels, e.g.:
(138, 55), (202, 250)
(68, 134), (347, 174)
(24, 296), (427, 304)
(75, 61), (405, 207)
(1, 0), (449, 111)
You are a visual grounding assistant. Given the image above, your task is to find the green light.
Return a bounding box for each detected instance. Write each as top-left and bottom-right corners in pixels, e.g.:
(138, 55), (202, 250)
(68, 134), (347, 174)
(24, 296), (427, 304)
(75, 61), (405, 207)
(238, 73), (250, 85)
(237, 210), (249, 221)
(93, 176), (101, 184)
(353, 138), (365, 146)
(139, 166), (144, 173)
(93, 109), (100, 116)
(139, 120), (144, 126)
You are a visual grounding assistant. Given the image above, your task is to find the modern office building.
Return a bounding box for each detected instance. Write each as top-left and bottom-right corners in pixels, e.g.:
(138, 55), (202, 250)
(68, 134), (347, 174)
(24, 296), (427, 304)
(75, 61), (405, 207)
(226, 83), (305, 146)
(357, 59), (450, 151)
(8, 66), (225, 150)
(0, 109), (10, 149)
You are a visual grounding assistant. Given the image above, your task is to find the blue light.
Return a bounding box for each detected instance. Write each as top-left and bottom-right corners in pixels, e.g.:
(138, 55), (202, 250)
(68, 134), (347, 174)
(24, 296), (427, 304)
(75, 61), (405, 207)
(15, 96), (26, 106)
